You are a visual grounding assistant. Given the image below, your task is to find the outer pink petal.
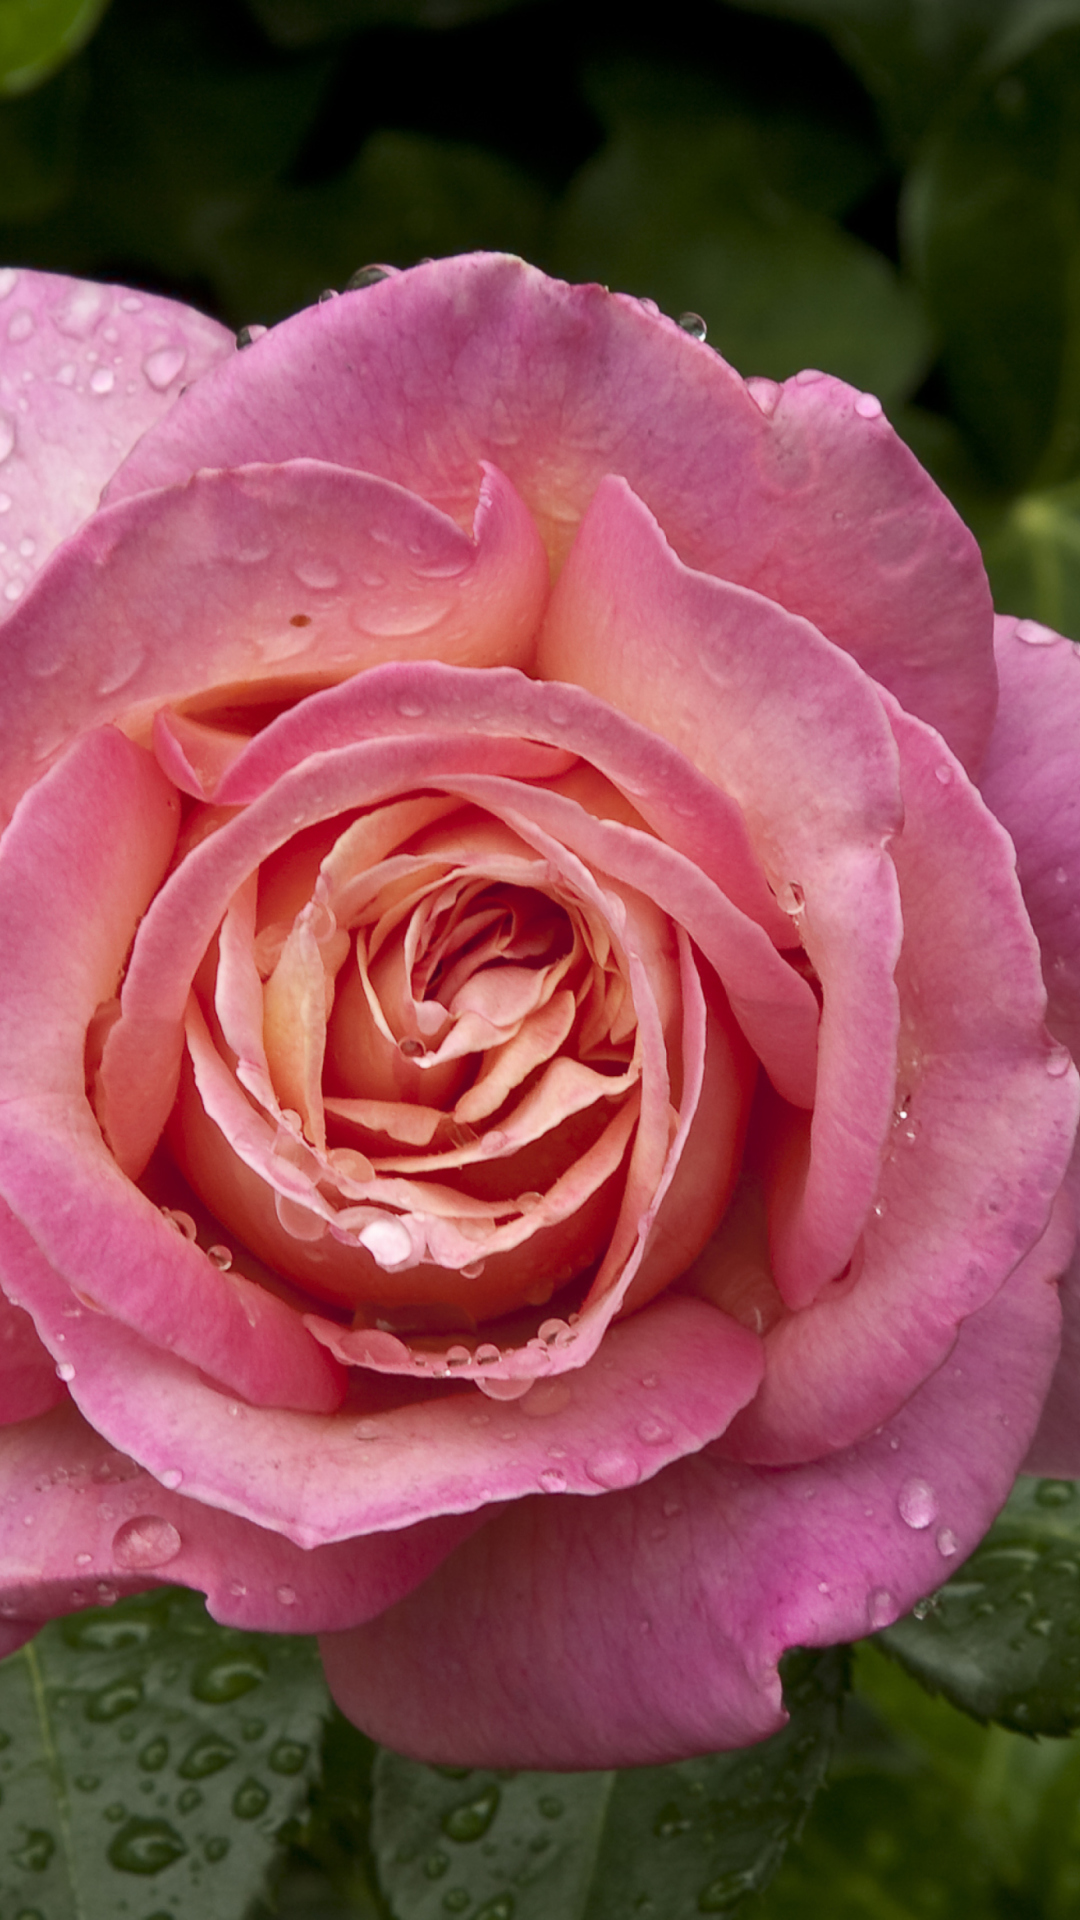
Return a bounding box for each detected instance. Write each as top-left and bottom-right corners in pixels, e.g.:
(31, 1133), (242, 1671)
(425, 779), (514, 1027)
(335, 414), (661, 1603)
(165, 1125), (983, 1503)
(0, 457), (547, 824)
(725, 701), (1079, 1463)
(979, 617), (1080, 1472)
(0, 729), (343, 1415)
(102, 254), (994, 770)
(980, 617), (1080, 1063)
(0, 268), (232, 611)
(0, 1194), (763, 1546)
(0, 1354), (473, 1638)
(538, 476), (904, 1308)
(319, 1193), (1068, 1769)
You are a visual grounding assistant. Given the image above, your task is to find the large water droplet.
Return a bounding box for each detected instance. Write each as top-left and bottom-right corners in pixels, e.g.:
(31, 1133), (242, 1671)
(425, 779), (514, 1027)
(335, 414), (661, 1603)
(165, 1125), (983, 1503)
(585, 1451), (641, 1490)
(678, 311), (707, 341)
(142, 345), (187, 391)
(359, 1216), (413, 1266)
(86, 1677), (143, 1722)
(113, 1515), (182, 1570)
(898, 1477), (937, 1529)
(232, 1777), (269, 1819)
(191, 1650), (267, 1703)
(442, 1783), (500, 1842)
(855, 391), (883, 419)
(178, 1733), (238, 1780)
(109, 1816), (187, 1874)
(346, 265), (392, 289)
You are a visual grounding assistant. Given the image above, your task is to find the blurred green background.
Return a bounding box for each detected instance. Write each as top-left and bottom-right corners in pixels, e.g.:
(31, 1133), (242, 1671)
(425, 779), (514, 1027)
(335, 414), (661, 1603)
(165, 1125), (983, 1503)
(6, 0), (1080, 639)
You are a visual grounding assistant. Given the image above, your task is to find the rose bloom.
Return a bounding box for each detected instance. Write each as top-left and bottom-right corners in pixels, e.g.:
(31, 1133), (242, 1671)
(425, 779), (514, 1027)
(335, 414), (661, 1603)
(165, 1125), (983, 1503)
(0, 253), (1078, 1767)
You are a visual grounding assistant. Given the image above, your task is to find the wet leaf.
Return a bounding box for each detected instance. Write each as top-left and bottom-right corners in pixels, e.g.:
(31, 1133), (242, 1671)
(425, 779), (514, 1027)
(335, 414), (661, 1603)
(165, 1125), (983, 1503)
(876, 1476), (1080, 1734)
(374, 1649), (847, 1920)
(0, 1587), (327, 1918)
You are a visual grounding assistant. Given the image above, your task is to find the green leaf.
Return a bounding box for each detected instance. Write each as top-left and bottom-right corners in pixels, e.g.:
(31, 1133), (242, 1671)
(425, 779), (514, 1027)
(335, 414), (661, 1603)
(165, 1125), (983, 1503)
(0, 1587), (328, 1919)
(373, 1649), (847, 1920)
(756, 1643), (1080, 1919)
(243, 0), (531, 44)
(206, 131), (551, 326)
(552, 82), (930, 403)
(0, 0), (110, 97)
(980, 477), (1080, 637)
(875, 1476), (1080, 1735)
(903, 24), (1080, 489)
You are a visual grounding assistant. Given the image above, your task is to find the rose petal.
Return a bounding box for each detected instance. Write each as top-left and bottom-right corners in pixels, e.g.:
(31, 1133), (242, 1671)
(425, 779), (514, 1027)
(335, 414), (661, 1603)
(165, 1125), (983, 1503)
(0, 268), (231, 617)
(319, 1189), (1067, 1768)
(0, 457), (548, 823)
(103, 254), (993, 769)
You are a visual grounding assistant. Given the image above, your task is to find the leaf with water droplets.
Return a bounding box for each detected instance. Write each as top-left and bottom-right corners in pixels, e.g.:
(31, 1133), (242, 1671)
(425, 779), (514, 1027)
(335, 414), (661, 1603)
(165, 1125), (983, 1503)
(875, 1475), (1080, 1734)
(0, 1586), (327, 1918)
(372, 1650), (846, 1920)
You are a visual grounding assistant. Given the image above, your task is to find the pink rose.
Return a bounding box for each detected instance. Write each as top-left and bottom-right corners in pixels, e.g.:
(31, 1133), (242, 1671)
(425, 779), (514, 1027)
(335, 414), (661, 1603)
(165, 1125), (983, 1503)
(0, 253), (1078, 1768)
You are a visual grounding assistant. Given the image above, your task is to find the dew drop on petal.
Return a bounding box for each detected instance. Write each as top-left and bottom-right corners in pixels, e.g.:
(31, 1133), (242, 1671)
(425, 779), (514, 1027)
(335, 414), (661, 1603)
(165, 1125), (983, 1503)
(159, 1468), (183, 1491)
(89, 367), (115, 396)
(935, 764), (953, 784)
(474, 1344), (501, 1367)
(1016, 618), (1060, 645)
(936, 1526), (959, 1558)
(867, 1587), (895, 1630)
(276, 1585), (297, 1607)
(56, 1362), (75, 1382)
(460, 1259), (486, 1280)
(898, 1476), (937, 1529)
(0, 268), (17, 300)
(113, 1515), (183, 1570)
(207, 1245), (233, 1271)
(358, 1217), (413, 1267)
(538, 1467), (568, 1493)
(795, 367), (825, 385)
(637, 1417), (673, 1446)
(855, 391), (883, 419)
(585, 1451), (641, 1490)
(142, 346), (187, 391)
(678, 311), (707, 341)
(1046, 1046), (1073, 1077)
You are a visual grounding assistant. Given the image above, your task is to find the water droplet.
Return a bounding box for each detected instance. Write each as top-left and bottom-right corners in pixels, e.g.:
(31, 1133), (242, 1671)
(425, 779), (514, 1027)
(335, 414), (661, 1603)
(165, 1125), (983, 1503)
(460, 1259), (486, 1280)
(74, 1550), (92, 1568)
(442, 1783), (500, 1842)
(677, 311), (707, 341)
(207, 1243), (233, 1271)
(7, 310), (33, 344)
(699, 1867), (758, 1910)
(637, 1416), (673, 1446)
(158, 1468), (182, 1491)
(473, 1898), (514, 1920)
(113, 1515), (182, 1570)
(89, 367), (115, 396)
(179, 1733), (238, 1779)
(898, 1477), (937, 1529)
(232, 1777), (269, 1819)
(585, 1451), (640, 1490)
(424, 1850), (450, 1878)
(0, 268), (17, 300)
(160, 1207), (198, 1240)
(346, 265), (392, 290)
(358, 1216), (413, 1266)
(1016, 618), (1060, 645)
(268, 1738), (309, 1775)
(474, 1345), (500, 1367)
(538, 1467), (568, 1493)
(855, 391), (883, 419)
(293, 555), (340, 590)
(74, 1771), (100, 1790)
(138, 1737), (169, 1771)
(11, 1831), (55, 1872)
(745, 376), (780, 415)
(443, 1893), (470, 1915)
(55, 1361), (75, 1381)
(0, 413), (15, 464)
(276, 1584), (297, 1607)
(935, 763), (953, 784)
(142, 346), (187, 391)
(867, 1587), (895, 1630)
(398, 1036), (426, 1058)
(936, 1526), (959, 1557)
(191, 1650), (267, 1702)
(86, 1678), (143, 1722)
(235, 324), (267, 349)
(1046, 1045), (1073, 1077)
